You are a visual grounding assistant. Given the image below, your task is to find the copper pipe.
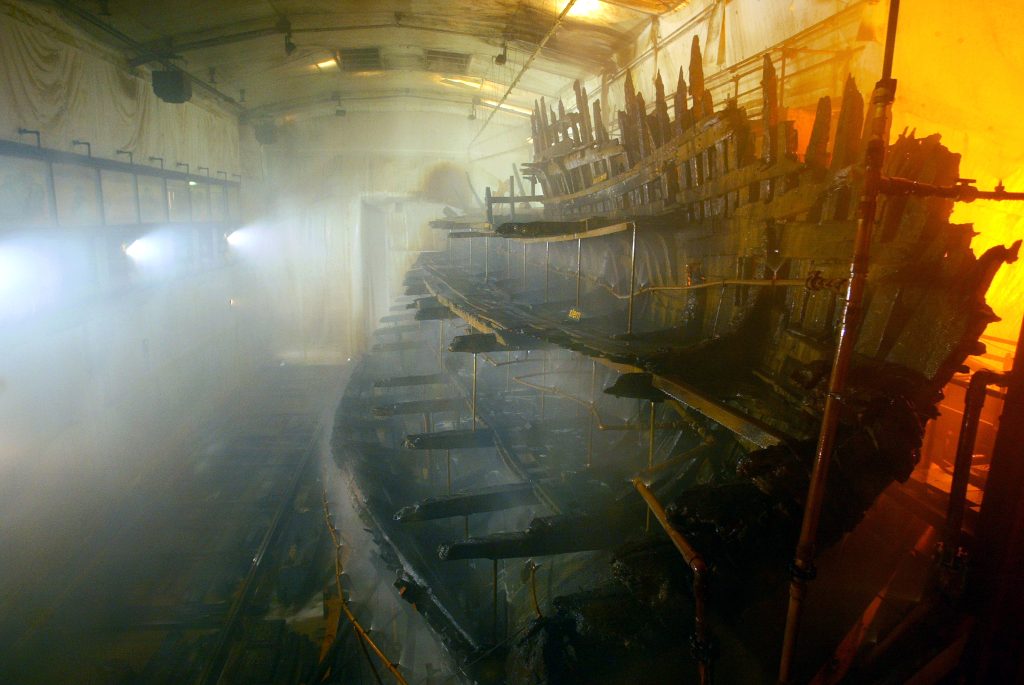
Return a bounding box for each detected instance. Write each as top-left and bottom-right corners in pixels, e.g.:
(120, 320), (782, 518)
(321, 490), (409, 685)
(639, 440), (715, 477)
(778, 2), (900, 681)
(527, 560), (543, 619)
(633, 478), (712, 684)
(880, 176), (1024, 202)
(945, 370), (1008, 564)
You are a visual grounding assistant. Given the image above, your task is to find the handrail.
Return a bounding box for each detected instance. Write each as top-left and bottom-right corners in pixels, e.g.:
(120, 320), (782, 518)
(633, 478), (713, 684)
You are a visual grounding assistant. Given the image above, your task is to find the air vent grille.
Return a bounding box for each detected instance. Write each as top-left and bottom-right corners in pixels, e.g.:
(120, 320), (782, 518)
(424, 49), (471, 74)
(339, 47), (382, 72)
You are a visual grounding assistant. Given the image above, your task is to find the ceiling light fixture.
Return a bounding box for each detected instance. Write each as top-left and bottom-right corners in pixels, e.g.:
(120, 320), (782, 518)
(440, 76), (482, 90)
(284, 32), (297, 56)
(494, 43), (508, 65)
(479, 98), (532, 117)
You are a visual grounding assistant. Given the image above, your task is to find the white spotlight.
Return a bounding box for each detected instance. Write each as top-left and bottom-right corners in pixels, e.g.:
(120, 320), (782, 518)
(123, 238), (158, 261)
(225, 230), (247, 247)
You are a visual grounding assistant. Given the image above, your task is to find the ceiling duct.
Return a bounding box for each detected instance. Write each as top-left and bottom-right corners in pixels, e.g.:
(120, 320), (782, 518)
(339, 47), (383, 72)
(424, 49), (471, 75)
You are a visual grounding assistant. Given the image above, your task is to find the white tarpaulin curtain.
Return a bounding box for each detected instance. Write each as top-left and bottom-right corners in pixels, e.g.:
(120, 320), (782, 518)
(0, 1), (240, 176)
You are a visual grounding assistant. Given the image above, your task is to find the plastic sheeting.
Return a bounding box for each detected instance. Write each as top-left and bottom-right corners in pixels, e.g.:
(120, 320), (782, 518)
(0, 1), (240, 177)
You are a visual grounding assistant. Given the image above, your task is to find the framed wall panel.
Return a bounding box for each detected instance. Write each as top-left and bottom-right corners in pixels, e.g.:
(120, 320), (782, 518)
(138, 175), (168, 223)
(189, 184), (210, 222)
(100, 170), (139, 225)
(54, 163), (102, 226)
(209, 184), (226, 221)
(167, 179), (191, 222)
(0, 156), (52, 225)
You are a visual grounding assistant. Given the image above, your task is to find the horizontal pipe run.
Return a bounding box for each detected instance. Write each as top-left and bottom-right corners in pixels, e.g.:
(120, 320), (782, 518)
(0, 139), (239, 187)
(881, 176), (1024, 202)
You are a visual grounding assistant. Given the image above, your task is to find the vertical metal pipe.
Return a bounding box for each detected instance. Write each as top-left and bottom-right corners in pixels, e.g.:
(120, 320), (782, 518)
(485, 186), (493, 226)
(493, 558), (500, 644)
(587, 360), (597, 468)
(423, 412), (433, 483)
(472, 353), (478, 430)
(778, 3), (900, 681)
(540, 352), (547, 418)
(544, 242), (550, 302)
(522, 242), (528, 290)
(509, 175), (516, 220)
(626, 222), (638, 334)
(779, 48), (787, 110)
(945, 371), (1007, 562)
(130, 168), (141, 224)
(484, 236), (489, 279)
(446, 449), (452, 495)
(439, 320), (445, 365)
(648, 400), (656, 470)
(646, 400), (656, 532)
(576, 237), (583, 308)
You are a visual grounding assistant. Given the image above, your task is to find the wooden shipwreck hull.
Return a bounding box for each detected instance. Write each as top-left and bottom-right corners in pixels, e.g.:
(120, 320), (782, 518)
(332, 36), (1017, 685)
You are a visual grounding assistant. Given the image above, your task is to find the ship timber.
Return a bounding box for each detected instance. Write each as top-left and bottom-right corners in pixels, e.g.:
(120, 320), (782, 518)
(331, 34), (1018, 685)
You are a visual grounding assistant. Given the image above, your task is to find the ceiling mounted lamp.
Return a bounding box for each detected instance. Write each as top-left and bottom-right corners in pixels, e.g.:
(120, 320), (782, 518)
(284, 32), (297, 56)
(479, 98), (532, 117)
(494, 43), (508, 66)
(468, 97), (478, 121)
(440, 76), (482, 90)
